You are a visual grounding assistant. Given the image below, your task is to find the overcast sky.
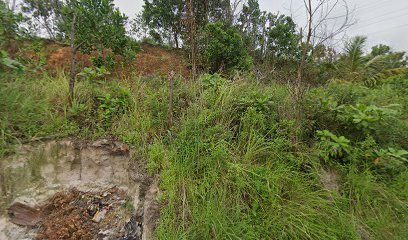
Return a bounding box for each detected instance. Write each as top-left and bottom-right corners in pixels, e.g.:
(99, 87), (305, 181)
(116, 0), (408, 52)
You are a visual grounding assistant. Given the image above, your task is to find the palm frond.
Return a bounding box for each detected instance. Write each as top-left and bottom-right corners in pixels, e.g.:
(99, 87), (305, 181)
(364, 67), (408, 87)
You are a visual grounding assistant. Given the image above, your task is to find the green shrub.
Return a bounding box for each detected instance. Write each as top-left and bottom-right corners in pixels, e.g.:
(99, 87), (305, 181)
(202, 22), (253, 73)
(317, 130), (351, 164)
(200, 73), (227, 89)
(78, 66), (110, 81)
(0, 50), (24, 72)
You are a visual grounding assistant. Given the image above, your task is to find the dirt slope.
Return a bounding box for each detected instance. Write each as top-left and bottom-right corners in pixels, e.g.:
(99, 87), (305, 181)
(133, 43), (191, 77)
(45, 42), (190, 78)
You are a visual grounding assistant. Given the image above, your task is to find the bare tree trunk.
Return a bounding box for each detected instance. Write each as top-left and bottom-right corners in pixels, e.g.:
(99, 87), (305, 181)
(292, 0), (313, 148)
(11, 0), (16, 12)
(69, 12), (77, 105)
(188, 0), (197, 81)
(174, 32), (179, 49)
(43, 17), (56, 40)
(224, 0), (233, 25)
(290, 0), (354, 148)
(168, 71), (175, 127)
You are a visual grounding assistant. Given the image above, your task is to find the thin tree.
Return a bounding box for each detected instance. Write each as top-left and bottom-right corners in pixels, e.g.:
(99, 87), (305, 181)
(292, 0), (354, 146)
(187, 0), (197, 81)
(69, 10), (77, 104)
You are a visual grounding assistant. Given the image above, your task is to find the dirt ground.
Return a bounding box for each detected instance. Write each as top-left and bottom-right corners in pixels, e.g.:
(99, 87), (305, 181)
(133, 44), (191, 77)
(8, 187), (138, 240)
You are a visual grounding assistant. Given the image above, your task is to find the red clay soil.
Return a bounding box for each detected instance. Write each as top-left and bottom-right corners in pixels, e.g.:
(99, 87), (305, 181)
(37, 189), (96, 240)
(132, 43), (191, 77)
(45, 42), (190, 78)
(47, 47), (119, 71)
(8, 187), (131, 240)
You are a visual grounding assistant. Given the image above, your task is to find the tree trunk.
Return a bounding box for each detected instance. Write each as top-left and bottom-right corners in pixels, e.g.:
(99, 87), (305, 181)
(43, 18), (56, 40)
(174, 32), (179, 49)
(69, 12), (77, 105)
(11, 0), (16, 12)
(70, 47), (77, 104)
(188, 0), (197, 81)
(168, 71), (175, 127)
(224, 0), (233, 25)
(292, 0), (313, 148)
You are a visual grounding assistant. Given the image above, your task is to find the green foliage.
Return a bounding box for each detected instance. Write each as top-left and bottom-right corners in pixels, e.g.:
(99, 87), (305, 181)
(142, 0), (184, 48)
(78, 66), (110, 81)
(370, 44), (391, 57)
(0, 72), (78, 155)
(239, 0), (262, 51)
(345, 103), (399, 131)
(374, 147), (408, 174)
(15, 39), (48, 72)
(317, 130), (351, 162)
(200, 73), (227, 89)
(58, 0), (130, 55)
(236, 90), (273, 114)
(266, 14), (300, 59)
(0, 0), (25, 44)
(97, 90), (131, 130)
(379, 148), (408, 162)
(68, 101), (87, 119)
(152, 80), (364, 239)
(238, 0), (299, 63)
(341, 36), (367, 74)
(0, 68), (407, 239)
(21, 0), (62, 39)
(0, 50), (24, 72)
(202, 22), (253, 73)
(1, 48), (407, 240)
(335, 36), (407, 86)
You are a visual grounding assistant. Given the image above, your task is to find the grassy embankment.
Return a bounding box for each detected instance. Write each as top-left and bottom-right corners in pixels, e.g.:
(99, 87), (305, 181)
(1, 69), (407, 239)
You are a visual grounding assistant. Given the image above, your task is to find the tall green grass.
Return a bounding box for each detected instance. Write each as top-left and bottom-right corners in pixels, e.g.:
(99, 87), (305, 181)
(0, 72), (76, 155)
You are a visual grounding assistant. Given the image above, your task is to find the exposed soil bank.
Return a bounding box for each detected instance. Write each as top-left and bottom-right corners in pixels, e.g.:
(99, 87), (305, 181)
(0, 139), (159, 240)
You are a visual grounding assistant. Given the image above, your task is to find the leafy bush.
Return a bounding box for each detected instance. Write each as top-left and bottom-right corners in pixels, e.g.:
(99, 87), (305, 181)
(343, 103), (400, 132)
(373, 147), (408, 177)
(97, 91), (130, 130)
(0, 0), (25, 44)
(202, 22), (253, 73)
(200, 73), (227, 89)
(0, 50), (24, 72)
(317, 130), (351, 163)
(78, 66), (110, 81)
(236, 90), (274, 114)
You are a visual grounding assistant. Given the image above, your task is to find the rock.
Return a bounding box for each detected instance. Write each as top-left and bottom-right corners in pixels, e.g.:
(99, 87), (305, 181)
(8, 202), (42, 226)
(92, 208), (108, 223)
(320, 167), (340, 193)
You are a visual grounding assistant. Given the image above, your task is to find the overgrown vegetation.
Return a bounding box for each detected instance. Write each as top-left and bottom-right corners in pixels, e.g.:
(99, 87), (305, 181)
(1, 68), (407, 238)
(1, 0), (407, 239)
